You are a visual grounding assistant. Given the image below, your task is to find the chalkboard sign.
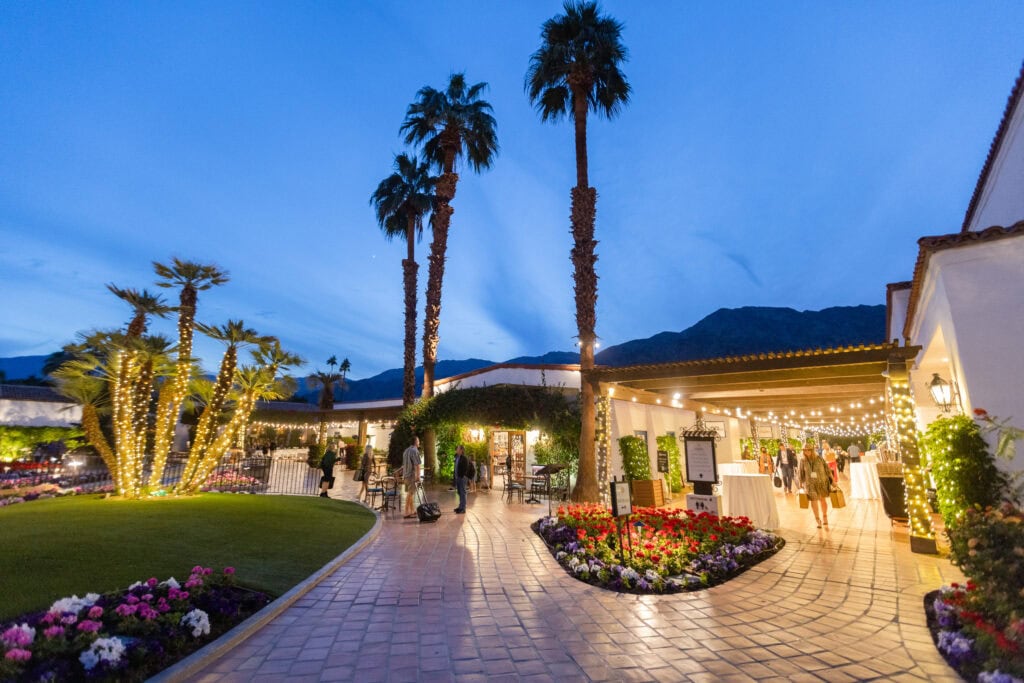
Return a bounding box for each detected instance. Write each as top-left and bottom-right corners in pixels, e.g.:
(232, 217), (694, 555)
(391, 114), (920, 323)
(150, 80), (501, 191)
(684, 437), (717, 483)
(610, 480), (632, 517)
(656, 449), (669, 474)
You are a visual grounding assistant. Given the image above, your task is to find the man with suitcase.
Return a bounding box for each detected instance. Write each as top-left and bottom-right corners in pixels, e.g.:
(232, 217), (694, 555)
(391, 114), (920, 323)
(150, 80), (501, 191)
(402, 436), (422, 518)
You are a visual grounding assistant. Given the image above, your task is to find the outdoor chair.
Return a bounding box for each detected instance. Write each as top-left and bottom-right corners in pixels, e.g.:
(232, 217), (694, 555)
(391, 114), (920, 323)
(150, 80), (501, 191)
(380, 476), (399, 515)
(365, 474), (385, 510)
(503, 469), (524, 504)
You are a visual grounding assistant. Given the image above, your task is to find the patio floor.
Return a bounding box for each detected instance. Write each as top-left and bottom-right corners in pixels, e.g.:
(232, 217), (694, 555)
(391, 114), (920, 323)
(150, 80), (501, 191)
(190, 471), (963, 682)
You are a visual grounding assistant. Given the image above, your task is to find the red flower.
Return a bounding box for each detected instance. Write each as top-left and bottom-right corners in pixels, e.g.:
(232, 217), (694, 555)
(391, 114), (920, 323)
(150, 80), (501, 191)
(974, 408), (988, 417)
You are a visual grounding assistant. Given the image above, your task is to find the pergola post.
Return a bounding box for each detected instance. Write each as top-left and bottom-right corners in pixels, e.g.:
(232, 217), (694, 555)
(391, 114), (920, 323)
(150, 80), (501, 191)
(887, 355), (938, 554)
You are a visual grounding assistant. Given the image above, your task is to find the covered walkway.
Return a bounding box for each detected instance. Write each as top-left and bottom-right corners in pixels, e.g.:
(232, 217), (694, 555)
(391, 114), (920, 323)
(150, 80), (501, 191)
(191, 474), (961, 682)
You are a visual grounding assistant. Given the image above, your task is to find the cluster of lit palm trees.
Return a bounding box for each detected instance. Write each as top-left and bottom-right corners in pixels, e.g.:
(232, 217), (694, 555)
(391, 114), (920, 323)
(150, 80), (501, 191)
(371, 1), (629, 502)
(53, 258), (303, 499)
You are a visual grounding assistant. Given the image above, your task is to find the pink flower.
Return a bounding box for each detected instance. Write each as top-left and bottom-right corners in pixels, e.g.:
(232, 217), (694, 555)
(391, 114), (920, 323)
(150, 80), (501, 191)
(87, 606), (104, 619)
(39, 613), (57, 626)
(137, 604), (159, 620)
(146, 577), (159, 587)
(60, 615), (77, 626)
(223, 566), (236, 575)
(4, 648), (31, 662)
(202, 568), (213, 576)
(141, 594), (154, 602)
(115, 603), (138, 617)
(43, 626), (65, 639)
(76, 620), (102, 633)
(125, 595), (139, 605)
(185, 577), (203, 589)
(191, 565), (204, 574)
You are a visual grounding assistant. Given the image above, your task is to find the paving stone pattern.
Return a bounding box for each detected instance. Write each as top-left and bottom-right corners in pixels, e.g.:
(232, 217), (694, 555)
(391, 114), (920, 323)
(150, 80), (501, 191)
(192, 472), (964, 682)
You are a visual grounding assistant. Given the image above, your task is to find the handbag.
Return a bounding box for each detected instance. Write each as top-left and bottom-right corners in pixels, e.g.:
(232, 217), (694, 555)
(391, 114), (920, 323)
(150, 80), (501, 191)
(798, 490), (809, 509)
(320, 475), (335, 489)
(353, 469), (364, 482)
(773, 473), (782, 488)
(830, 488), (847, 508)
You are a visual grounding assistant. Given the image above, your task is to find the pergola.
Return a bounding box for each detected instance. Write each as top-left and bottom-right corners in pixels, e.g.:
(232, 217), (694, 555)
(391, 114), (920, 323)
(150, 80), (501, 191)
(584, 342), (921, 435)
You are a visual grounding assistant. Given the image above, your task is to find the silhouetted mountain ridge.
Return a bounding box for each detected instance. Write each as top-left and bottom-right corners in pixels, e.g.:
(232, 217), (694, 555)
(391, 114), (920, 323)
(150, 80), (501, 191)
(1, 306), (886, 402)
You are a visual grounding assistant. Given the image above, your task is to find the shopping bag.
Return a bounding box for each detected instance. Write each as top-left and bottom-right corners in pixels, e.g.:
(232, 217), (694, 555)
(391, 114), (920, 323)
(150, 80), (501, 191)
(799, 490), (809, 509)
(320, 475), (335, 490)
(773, 473), (782, 488)
(830, 488), (846, 509)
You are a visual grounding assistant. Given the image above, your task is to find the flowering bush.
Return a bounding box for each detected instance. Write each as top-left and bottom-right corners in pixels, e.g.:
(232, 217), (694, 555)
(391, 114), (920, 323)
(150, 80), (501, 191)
(200, 471), (263, 493)
(0, 485), (115, 509)
(534, 504), (783, 593)
(0, 565), (267, 681)
(928, 583), (1024, 681)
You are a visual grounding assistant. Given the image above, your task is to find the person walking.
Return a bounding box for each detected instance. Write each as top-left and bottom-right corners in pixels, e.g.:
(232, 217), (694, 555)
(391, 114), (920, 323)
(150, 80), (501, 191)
(453, 444), (468, 514)
(823, 441), (839, 483)
(319, 446), (337, 498)
(798, 444), (832, 528)
(402, 436), (422, 519)
(357, 443), (373, 503)
(848, 441), (862, 464)
(758, 445), (774, 476)
(776, 442), (796, 493)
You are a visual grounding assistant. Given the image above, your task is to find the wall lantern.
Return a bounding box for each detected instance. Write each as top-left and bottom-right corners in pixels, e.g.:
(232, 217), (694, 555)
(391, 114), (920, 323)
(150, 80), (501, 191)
(928, 373), (953, 412)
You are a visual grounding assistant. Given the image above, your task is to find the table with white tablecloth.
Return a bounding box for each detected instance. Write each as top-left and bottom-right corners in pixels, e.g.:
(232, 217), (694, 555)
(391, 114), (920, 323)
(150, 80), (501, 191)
(718, 461), (758, 477)
(720, 473), (780, 530)
(849, 462), (882, 500)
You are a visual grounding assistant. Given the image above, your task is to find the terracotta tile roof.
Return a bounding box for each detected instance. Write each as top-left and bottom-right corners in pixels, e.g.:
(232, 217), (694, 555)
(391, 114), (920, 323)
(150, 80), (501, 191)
(588, 341), (904, 378)
(0, 384), (70, 403)
(902, 221), (1024, 340)
(961, 60), (1024, 233)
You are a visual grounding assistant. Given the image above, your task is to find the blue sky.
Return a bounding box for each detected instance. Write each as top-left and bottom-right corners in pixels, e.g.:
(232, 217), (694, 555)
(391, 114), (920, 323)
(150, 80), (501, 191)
(2, 2), (1022, 379)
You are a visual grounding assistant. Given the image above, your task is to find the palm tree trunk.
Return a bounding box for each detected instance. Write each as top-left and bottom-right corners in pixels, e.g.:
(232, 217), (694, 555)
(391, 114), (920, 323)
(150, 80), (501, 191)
(421, 170), (458, 401)
(152, 289), (197, 485)
(180, 346), (236, 492)
(402, 256), (418, 407)
(81, 403), (117, 483)
(570, 184), (600, 502)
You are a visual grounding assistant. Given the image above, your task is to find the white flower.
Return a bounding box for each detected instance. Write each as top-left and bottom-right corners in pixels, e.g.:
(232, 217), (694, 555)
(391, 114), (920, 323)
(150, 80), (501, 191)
(621, 567), (640, 582)
(555, 551), (566, 561)
(50, 593), (101, 615)
(128, 581), (144, 590)
(180, 609), (211, 638)
(80, 637), (126, 671)
(645, 570), (660, 582)
(161, 577), (180, 590)
(574, 564), (589, 575)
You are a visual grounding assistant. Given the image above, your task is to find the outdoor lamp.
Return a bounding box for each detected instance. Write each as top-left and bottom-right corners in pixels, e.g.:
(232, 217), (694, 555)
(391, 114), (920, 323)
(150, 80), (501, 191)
(928, 373), (952, 412)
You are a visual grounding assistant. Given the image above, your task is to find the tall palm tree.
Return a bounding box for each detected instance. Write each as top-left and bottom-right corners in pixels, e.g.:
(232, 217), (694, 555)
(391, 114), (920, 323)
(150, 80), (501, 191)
(309, 367), (343, 446)
(151, 258), (229, 486)
(178, 321), (270, 492)
(527, 0), (630, 502)
(400, 73), (498, 400)
(371, 153), (436, 406)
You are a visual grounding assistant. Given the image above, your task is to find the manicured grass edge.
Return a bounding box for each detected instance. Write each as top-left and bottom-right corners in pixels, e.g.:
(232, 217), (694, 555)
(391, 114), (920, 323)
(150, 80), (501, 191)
(151, 508), (383, 682)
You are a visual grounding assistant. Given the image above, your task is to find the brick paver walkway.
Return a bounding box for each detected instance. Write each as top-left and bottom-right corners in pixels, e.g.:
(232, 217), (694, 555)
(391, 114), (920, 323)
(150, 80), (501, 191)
(192, 473), (963, 682)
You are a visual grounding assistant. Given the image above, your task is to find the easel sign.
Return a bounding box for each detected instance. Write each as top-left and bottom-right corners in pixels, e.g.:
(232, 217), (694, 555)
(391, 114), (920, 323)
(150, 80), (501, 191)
(656, 449), (669, 474)
(610, 479), (632, 517)
(684, 437), (717, 484)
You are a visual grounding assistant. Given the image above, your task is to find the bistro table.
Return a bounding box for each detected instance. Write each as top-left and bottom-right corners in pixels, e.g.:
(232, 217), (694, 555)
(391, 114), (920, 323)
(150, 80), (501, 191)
(719, 461), (758, 476)
(849, 462), (882, 500)
(720, 473), (780, 530)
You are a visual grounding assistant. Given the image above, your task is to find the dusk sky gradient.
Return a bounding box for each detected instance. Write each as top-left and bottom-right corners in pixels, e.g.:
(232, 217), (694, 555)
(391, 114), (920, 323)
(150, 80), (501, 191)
(2, 2), (1023, 379)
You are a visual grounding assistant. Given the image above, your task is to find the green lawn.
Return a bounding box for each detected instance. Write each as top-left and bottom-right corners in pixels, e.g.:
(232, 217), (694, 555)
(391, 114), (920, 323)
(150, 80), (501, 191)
(0, 494), (375, 620)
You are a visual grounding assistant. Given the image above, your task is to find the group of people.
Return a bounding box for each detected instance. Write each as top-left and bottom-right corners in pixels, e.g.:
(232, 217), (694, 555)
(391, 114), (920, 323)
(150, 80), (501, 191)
(750, 439), (868, 528)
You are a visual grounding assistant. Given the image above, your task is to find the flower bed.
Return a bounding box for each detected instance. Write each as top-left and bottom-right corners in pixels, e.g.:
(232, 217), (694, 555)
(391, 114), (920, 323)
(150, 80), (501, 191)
(927, 583), (1024, 682)
(0, 565), (269, 681)
(534, 504), (783, 593)
(199, 471), (264, 493)
(0, 484), (116, 509)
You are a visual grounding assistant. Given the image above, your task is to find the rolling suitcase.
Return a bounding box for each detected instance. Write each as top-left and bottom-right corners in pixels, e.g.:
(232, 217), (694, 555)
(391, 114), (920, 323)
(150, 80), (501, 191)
(415, 482), (442, 523)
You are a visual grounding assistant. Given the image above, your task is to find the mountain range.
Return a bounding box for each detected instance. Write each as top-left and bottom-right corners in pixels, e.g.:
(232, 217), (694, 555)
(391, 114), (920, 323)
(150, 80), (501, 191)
(1, 304), (887, 402)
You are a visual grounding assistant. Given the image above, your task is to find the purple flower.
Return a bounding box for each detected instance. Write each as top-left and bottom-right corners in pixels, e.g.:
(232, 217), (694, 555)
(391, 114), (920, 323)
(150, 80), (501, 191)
(115, 603), (138, 617)
(4, 648), (31, 662)
(87, 606), (104, 619)
(2, 624), (35, 648)
(223, 566), (236, 575)
(146, 577), (159, 587)
(937, 629), (974, 665)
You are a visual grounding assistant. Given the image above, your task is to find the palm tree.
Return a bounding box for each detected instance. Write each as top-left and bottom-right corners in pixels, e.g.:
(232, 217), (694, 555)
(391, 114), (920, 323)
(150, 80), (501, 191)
(527, 0), (630, 502)
(308, 367), (343, 446)
(177, 321), (270, 492)
(400, 73), (498, 400)
(371, 153), (436, 406)
(151, 259), (229, 486)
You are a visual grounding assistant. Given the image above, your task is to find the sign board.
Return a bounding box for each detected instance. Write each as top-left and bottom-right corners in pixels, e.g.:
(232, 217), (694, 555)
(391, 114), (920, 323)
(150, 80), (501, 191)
(684, 436), (717, 483)
(609, 480), (632, 517)
(656, 449), (669, 474)
(685, 493), (721, 516)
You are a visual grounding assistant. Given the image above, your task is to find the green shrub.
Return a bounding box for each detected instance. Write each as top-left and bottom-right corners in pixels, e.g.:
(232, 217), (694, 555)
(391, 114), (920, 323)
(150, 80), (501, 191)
(306, 443), (326, 468)
(919, 415), (1009, 526)
(656, 434), (683, 493)
(534, 438), (578, 491)
(947, 502), (1024, 627)
(619, 436), (651, 481)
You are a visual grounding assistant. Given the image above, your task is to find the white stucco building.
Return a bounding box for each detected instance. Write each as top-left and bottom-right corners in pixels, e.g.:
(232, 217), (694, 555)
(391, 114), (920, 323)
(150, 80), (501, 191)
(891, 60), (1024, 471)
(0, 385), (82, 427)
